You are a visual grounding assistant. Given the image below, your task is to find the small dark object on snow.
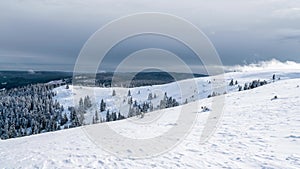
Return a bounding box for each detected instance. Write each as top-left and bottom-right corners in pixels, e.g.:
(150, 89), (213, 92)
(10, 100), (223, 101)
(297, 85), (299, 88)
(271, 95), (278, 101)
(201, 106), (210, 112)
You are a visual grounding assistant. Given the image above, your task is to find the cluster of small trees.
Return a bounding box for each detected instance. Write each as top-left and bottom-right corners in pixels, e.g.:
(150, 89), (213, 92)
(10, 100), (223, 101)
(67, 106), (83, 127)
(159, 92), (179, 109)
(208, 77), (270, 98)
(100, 99), (106, 112)
(207, 91), (222, 98)
(237, 74), (279, 92)
(0, 83), (65, 140)
(94, 98), (125, 122)
(70, 95), (94, 126)
(79, 96), (92, 110)
(128, 100), (154, 118)
(105, 111), (125, 122)
(229, 79), (238, 86)
(238, 80), (268, 91)
(100, 91), (179, 120)
(147, 92), (157, 100)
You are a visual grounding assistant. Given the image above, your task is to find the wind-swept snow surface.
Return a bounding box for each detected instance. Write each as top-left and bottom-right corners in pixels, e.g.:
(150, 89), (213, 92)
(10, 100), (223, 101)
(0, 71), (300, 168)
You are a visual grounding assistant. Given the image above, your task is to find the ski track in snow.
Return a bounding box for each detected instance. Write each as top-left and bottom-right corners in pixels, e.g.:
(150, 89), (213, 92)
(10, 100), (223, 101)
(0, 69), (299, 168)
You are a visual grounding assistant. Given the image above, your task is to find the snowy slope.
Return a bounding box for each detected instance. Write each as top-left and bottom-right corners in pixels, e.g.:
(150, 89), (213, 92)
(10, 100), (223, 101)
(0, 70), (300, 168)
(53, 68), (300, 124)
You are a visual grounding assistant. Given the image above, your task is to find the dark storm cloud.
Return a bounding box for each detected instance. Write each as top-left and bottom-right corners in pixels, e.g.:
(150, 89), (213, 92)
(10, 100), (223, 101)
(0, 0), (300, 72)
(99, 34), (203, 72)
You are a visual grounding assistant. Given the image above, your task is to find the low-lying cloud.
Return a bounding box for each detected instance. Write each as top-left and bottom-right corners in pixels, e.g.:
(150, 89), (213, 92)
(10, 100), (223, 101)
(226, 59), (300, 72)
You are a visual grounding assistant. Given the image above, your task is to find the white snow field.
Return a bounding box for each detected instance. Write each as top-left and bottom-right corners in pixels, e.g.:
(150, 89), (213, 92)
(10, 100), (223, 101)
(0, 67), (300, 168)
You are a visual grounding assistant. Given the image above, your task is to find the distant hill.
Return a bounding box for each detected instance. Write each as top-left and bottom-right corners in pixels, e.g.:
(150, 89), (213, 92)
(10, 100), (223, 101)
(0, 71), (207, 89)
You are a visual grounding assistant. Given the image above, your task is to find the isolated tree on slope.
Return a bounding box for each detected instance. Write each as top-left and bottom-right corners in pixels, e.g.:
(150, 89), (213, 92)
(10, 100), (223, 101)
(229, 79), (234, 86)
(127, 90), (131, 97)
(100, 99), (106, 112)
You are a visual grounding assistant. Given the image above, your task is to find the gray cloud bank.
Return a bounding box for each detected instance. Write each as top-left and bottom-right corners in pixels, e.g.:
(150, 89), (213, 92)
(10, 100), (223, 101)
(0, 0), (299, 73)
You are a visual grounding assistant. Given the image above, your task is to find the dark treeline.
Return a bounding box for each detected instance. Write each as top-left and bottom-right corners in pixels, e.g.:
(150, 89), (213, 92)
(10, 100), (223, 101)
(74, 72), (207, 88)
(0, 71), (72, 90)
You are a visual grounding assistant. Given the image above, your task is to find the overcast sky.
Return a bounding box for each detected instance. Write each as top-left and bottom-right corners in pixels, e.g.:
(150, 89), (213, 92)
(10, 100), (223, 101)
(0, 0), (299, 72)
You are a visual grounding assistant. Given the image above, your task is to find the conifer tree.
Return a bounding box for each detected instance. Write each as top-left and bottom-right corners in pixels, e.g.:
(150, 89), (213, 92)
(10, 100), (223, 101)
(100, 99), (106, 112)
(229, 79), (234, 86)
(127, 90), (131, 97)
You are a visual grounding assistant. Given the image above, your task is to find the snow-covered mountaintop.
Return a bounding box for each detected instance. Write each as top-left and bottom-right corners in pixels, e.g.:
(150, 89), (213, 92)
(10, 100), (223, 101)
(0, 69), (300, 168)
